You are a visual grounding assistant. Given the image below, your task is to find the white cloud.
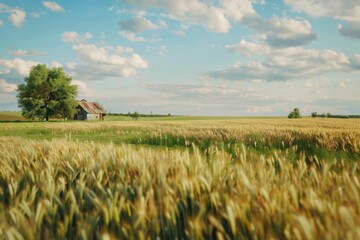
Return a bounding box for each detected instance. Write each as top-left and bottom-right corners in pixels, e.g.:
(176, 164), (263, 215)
(0, 20), (3, 26)
(143, 83), (258, 100)
(119, 31), (161, 42)
(51, 61), (62, 68)
(124, 0), (316, 47)
(337, 79), (354, 88)
(221, 0), (258, 21)
(240, 15), (317, 47)
(72, 43), (148, 78)
(72, 80), (96, 98)
(0, 4), (26, 28)
(124, 0), (231, 33)
(42, 1), (64, 12)
(118, 16), (165, 42)
(8, 9), (26, 28)
(265, 16), (316, 47)
(0, 79), (17, 93)
(83, 32), (93, 39)
(9, 49), (46, 56)
(338, 22), (360, 39)
(210, 42), (352, 82)
(246, 106), (273, 113)
(30, 12), (44, 18)
(226, 39), (270, 57)
(0, 58), (40, 76)
(284, 0), (360, 20)
(66, 62), (78, 70)
(119, 16), (162, 33)
(61, 31), (93, 43)
(284, 0), (360, 39)
(61, 31), (81, 43)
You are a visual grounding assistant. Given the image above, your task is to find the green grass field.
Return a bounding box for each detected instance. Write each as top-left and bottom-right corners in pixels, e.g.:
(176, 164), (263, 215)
(0, 117), (359, 239)
(0, 111), (286, 122)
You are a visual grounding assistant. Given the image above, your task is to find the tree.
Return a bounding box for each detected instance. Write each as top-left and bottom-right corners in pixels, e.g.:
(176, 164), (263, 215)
(311, 112), (317, 118)
(288, 108), (301, 119)
(17, 64), (78, 121)
(130, 111), (139, 120)
(95, 102), (106, 113)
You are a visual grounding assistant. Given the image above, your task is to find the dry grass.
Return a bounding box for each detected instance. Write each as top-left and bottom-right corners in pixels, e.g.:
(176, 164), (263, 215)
(0, 134), (359, 239)
(2, 118), (359, 155)
(0, 112), (24, 121)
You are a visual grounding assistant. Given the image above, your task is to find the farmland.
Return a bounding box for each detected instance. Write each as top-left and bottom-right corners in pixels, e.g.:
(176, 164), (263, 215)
(0, 118), (359, 239)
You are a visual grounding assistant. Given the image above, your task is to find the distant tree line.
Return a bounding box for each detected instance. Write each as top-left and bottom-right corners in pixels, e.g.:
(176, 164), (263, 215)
(108, 112), (173, 118)
(311, 112), (360, 119)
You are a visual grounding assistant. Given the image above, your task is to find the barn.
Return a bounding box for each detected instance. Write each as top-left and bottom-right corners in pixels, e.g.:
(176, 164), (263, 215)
(74, 99), (105, 121)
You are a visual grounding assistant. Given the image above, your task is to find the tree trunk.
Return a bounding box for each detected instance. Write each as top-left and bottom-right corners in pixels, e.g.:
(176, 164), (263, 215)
(46, 111), (49, 122)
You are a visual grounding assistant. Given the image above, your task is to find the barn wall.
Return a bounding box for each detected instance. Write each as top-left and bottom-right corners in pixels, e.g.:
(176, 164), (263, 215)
(86, 114), (100, 121)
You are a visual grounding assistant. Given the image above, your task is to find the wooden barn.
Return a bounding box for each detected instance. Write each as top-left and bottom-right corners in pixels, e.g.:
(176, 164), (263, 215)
(74, 99), (105, 121)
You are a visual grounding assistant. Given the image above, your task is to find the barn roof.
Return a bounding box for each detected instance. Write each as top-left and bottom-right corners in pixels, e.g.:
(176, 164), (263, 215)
(77, 100), (104, 114)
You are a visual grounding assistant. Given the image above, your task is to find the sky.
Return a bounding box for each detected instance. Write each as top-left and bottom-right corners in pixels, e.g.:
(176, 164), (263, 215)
(0, 0), (359, 116)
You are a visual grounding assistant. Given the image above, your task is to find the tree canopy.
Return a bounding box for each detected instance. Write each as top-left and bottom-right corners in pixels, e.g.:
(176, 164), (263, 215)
(17, 64), (78, 121)
(288, 108), (301, 119)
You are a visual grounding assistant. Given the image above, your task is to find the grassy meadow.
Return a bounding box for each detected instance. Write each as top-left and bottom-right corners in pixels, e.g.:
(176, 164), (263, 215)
(0, 117), (359, 239)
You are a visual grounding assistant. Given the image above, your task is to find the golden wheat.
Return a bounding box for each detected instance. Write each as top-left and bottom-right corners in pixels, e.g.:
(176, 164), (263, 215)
(0, 133), (359, 239)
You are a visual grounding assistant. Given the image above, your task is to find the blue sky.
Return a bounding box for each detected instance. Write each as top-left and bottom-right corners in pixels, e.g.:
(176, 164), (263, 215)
(0, 0), (359, 116)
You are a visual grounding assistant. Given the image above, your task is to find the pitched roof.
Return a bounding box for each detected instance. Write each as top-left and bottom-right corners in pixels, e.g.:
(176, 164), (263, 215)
(77, 100), (104, 114)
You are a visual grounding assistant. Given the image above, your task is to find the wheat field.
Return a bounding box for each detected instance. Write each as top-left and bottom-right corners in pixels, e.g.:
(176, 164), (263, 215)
(0, 118), (359, 239)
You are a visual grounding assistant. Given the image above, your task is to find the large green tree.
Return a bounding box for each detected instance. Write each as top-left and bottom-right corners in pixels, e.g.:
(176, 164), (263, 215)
(17, 64), (78, 121)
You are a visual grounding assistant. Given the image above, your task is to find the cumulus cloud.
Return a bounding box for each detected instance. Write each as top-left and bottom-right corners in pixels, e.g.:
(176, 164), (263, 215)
(124, 0), (316, 47)
(221, 0), (258, 21)
(9, 49), (46, 56)
(118, 15), (166, 42)
(119, 31), (161, 42)
(0, 4), (26, 28)
(61, 31), (80, 43)
(119, 16), (162, 33)
(0, 20), (3, 26)
(123, 0), (231, 33)
(284, 0), (360, 20)
(72, 80), (96, 98)
(71, 43), (148, 78)
(226, 39), (270, 57)
(0, 79), (17, 93)
(240, 15), (317, 47)
(264, 16), (316, 47)
(210, 43), (353, 82)
(51, 61), (62, 68)
(338, 22), (360, 40)
(8, 9), (26, 28)
(42, 1), (64, 12)
(284, 0), (360, 39)
(337, 79), (354, 88)
(61, 31), (93, 43)
(0, 58), (40, 76)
